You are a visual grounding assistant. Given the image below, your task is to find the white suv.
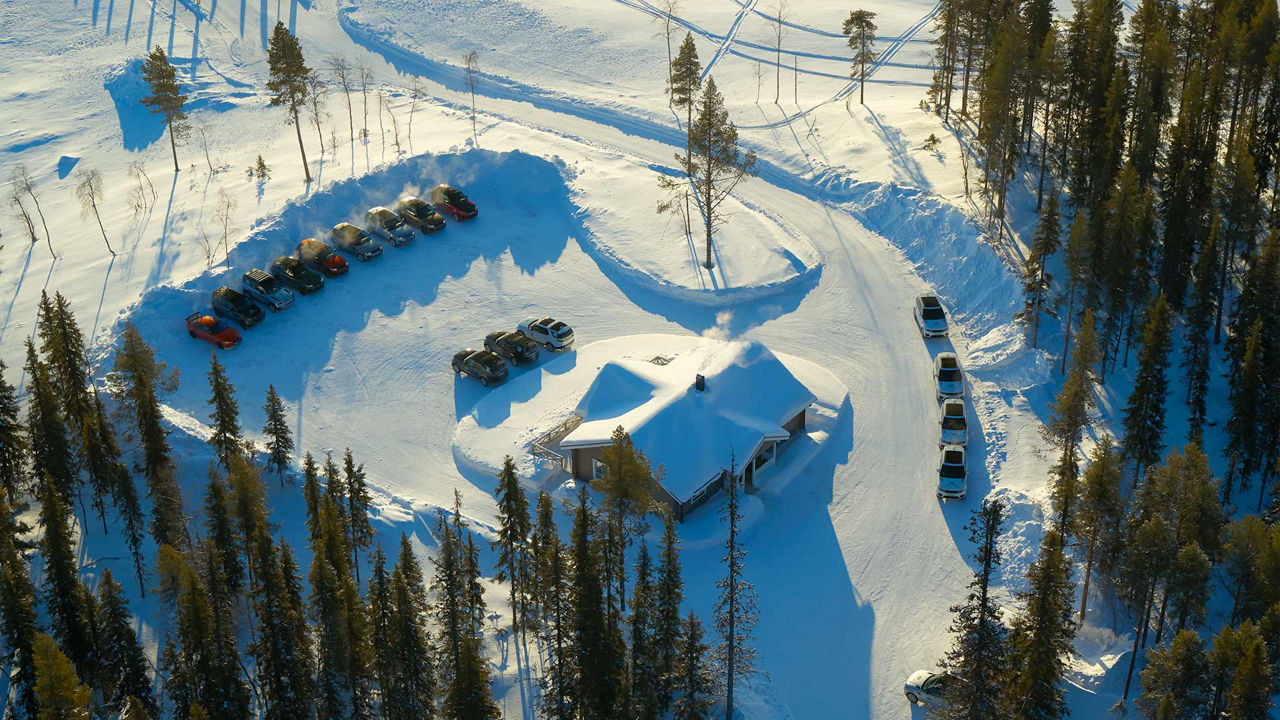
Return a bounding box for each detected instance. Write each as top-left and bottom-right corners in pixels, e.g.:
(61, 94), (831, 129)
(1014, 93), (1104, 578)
(934, 352), (964, 400)
(518, 317), (575, 350)
(937, 445), (967, 499)
(364, 206), (415, 246)
(914, 294), (949, 338)
(939, 399), (968, 447)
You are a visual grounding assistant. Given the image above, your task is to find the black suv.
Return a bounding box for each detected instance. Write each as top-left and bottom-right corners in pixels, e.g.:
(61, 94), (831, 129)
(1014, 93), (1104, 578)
(269, 255), (324, 294)
(484, 330), (540, 365)
(212, 286), (265, 329)
(451, 349), (509, 386)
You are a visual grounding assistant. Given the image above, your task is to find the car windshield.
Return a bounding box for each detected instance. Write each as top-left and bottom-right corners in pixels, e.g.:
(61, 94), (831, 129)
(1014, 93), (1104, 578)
(477, 354), (505, 371)
(446, 188), (467, 203)
(941, 464), (966, 479)
(923, 675), (948, 693)
(257, 276), (277, 292)
(384, 216), (404, 229)
(942, 417), (966, 431)
(354, 231), (373, 244)
(922, 307), (946, 320)
(320, 248), (337, 261)
(939, 368), (962, 381)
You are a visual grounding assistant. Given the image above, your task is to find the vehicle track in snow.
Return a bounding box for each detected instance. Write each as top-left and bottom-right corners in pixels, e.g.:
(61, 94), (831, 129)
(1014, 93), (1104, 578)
(700, 0), (761, 81)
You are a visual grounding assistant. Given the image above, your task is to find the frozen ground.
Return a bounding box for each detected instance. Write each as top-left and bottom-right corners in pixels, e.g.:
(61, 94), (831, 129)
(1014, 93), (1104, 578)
(0, 0), (1155, 717)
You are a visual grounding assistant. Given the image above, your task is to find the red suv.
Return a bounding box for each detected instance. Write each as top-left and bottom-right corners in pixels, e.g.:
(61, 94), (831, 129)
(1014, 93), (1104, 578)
(430, 184), (478, 220)
(187, 313), (242, 349)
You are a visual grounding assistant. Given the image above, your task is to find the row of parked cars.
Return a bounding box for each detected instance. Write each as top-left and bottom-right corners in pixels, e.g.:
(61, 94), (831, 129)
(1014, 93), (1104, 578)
(914, 293), (971, 501)
(186, 186), (479, 349)
(451, 317), (576, 386)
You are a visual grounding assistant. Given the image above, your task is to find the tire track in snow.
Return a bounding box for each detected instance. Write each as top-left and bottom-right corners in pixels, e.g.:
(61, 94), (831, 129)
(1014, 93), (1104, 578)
(739, 2), (940, 131)
(700, 0), (761, 81)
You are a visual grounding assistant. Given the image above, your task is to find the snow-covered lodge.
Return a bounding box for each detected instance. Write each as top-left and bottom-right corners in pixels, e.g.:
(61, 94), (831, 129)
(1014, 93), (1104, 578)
(560, 338), (815, 520)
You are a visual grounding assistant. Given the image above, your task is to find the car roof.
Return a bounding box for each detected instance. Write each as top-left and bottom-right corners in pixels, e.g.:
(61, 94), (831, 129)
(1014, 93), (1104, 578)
(399, 195), (423, 203)
(245, 268), (271, 281)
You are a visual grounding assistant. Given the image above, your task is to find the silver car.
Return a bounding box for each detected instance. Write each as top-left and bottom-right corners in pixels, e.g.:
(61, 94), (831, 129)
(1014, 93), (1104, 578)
(365, 206), (415, 246)
(934, 352), (964, 400)
(331, 222), (383, 261)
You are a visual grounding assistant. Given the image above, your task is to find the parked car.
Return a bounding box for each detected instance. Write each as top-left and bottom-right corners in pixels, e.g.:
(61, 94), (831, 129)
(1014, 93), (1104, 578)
(395, 196), (446, 233)
(934, 352), (964, 400)
(904, 670), (952, 708)
(431, 183), (478, 220)
(270, 255), (324, 294)
(451, 349), (509, 386)
(212, 286), (265, 329)
(186, 313), (241, 349)
(914, 294), (949, 338)
(518, 317), (574, 350)
(364, 207), (416, 245)
(484, 330), (541, 365)
(331, 222), (383, 261)
(939, 399), (968, 447)
(937, 445), (967, 499)
(241, 268), (295, 312)
(296, 238), (349, 277)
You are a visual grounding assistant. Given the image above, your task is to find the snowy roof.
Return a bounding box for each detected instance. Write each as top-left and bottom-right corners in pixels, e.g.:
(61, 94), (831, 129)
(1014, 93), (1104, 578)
(560, 338), (815, 502)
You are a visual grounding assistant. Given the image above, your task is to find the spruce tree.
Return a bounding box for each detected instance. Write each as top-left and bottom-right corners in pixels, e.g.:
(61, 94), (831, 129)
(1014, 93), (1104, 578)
(206, 352), (242, 469)
(367, 544), (394, 705)
(672, 613), (714, 720)
(938, 499), (1009, 720)
(226, 454), (268, 586)
(654, 512), (685, 713)
(1122, 294), (1173, 484)
(493, 455), (533, 637)
(1225, 322), (1269, 508)
(1135, 629), (1211, 719)
(597, 427), (658, 619)
(202, 469), (244, 599)
(94, 570), (155, 715)
(38, 293), (93, 451)
(432, 506), (467, 682)
(1165, 543), (1212, 636)
(1058, 213), (1093, 374)
(303, 451), (323, 541)
(0, 360), (29, 502)
(629, 542), (660, 720)
(24, 340), (77, 510)
(570, 484), (623, 719)
(1183, 227), (1218, 444)
(1019, 188), (1060, 348)
(37, 477), (95, 685)
(1006, 529), (1074, 720)
(109, 323), (186, 548)
(387, 534), (437, 720)
(714, 465), (757, 720)
(80, 386), (131, 541)
(1041, 309), (1097, 532)
(1075, 436), (1124, 622)
(533, 493), (574, 720)
(140, 46), (189, 172)
(0, 497), (39, 720)
(342, 448), (373, 583)
(1117, 516), (1177, 706)
(266, 22), (315, 183)
(250, 535), (315, 720)
(33, 633), (92, 719)
(261, 384), (293, 485)
(443, 634), (500, 720)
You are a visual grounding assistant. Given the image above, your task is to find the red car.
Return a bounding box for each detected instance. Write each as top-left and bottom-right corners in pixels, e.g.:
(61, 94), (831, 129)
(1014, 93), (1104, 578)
(296, 238), (349, 277)
(187, 312), (241, 349)
(430, 184), (478, 220)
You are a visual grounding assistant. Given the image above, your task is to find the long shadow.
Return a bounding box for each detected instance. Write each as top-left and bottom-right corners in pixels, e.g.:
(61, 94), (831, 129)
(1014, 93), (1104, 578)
(144, 174), (180, 291)
(91, 256), (118, 340)
(124, 0), (135, 41)
(239, 0), (244, 37)
(866, 108), (930, 192)
(258, 0), (267, 48)
(166, 0), (178, 56)
(0, 244), (37, 348)
(145, 0), (157, 57)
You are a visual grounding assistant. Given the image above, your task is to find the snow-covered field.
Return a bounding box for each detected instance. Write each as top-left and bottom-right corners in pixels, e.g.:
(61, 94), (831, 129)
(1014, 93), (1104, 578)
(0, 0), (1144, 716)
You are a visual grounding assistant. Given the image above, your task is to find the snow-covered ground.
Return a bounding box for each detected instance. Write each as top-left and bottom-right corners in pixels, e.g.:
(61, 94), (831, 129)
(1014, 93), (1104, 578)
(0, 0), (1149, 716)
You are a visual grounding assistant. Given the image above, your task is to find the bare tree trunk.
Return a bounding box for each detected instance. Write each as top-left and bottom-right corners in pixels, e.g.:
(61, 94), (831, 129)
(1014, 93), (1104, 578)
(294, 109), (312, 183)
(90, 202), (115, 255)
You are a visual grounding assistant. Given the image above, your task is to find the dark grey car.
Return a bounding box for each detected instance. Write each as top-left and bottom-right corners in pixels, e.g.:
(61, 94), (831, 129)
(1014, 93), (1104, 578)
(484, 331), (541, 365)
(451, 349), (509, 386)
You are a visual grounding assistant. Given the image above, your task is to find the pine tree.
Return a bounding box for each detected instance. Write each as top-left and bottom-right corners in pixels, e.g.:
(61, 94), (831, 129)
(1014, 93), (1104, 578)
(33, 633), (92, 720)
(109, 323), (186, 548)
(1165, 543), (1212, 636)
(368, 544), (394, 702)
(303, 451), (323, 541)
(1058, 213), (1094, 374)
(596, 427), (658, 619)
(938, 499), (1009, 720)
(1041, 309), (1097, 532)
(668, 33), (702, 169)
(0, 497), (39, 720)
(1006, 529), (1075, 720)
(714, 463), (757, 720)
(266, 22), (314, 183)
(205, 353), (242, 469)
(654, 512), (684, 714)
(202, 469), (244, 599)
(493, 456), (533, 636)
(842, 10), (877, 105)
(0, 360), (29, 502)
(342, 448), (372, 583)
(533, 493), (574, 720)
(387, 534), (437, 720)
(1135, 629), (1211, 719)
(1225, 322), (1269, 508)
(140, 46), (189, 172)
(250, 535), (315, 720)
(226, 453), (268, 586)
(309, 495), (375, 720)
(432, 506), (467, 683)
(1075, 436), (1124, 623)
(1117, 516), (1177, 707)
(1122, 294), (1173, 484)
(672, 613), (714, 720)
(629, 542), (660, 720)
(261, 385), (293, 485)
(679, 77), (756, 270)
(37, 478), (95, 685)
(94, 570), (155, 715)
